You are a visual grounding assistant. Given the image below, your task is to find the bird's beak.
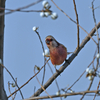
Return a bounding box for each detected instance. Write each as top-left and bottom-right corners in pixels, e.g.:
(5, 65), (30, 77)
(45, 39), (50, 45)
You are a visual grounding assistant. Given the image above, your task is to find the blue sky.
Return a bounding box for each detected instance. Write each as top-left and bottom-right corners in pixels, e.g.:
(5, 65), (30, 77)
(4, 0), (100, 100)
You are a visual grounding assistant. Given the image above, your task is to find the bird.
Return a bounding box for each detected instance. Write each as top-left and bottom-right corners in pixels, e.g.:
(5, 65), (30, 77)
(45, 35), (67, 72)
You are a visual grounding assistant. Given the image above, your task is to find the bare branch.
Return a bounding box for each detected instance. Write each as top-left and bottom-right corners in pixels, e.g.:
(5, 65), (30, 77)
(91, 0), (99, 53)
(0, 7), (43, 12)
(24, 90), (100, 100)
(73, 0), (80, 49)
(35, 30), (46, 85)
(0, 0), (43, 16)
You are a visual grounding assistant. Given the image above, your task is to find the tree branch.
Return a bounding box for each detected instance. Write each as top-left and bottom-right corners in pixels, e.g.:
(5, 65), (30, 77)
(25, 90), (100, 100)
(0, 0), (43, 16)
(73, 0), (80, 49)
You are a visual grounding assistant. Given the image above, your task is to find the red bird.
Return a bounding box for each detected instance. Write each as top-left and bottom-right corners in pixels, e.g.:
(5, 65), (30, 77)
(45, 35), (67, 71)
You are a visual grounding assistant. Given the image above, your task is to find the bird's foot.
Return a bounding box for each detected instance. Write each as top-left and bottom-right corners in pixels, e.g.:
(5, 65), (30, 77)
(56, 69), (60, 73)
(54, 65), (61, 75)
(65, 59), (70, 64)
(56, 69), (61, 76)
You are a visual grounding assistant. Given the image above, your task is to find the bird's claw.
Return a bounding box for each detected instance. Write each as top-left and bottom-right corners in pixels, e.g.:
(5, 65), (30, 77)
(56, 69), (60, 73)
(65, 59), (70, 64)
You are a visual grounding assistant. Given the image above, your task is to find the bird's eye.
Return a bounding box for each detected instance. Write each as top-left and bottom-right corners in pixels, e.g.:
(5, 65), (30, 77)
(50, 39), (53, 41)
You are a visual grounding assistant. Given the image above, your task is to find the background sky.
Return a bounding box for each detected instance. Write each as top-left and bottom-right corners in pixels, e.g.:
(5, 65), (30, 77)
(4, 0), (100, 100)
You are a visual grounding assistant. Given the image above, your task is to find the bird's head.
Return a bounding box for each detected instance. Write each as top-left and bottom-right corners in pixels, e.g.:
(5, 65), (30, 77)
(45, 35), (59, 49)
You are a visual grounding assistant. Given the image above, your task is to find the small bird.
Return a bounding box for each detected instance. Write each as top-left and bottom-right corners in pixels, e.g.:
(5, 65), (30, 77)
(45, 35), (67, 71)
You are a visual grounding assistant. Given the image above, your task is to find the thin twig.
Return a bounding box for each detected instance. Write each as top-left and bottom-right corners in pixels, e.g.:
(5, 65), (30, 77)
(34, 66), (53, 100)
(94, 5), (100, 10)
(1, 64), (24, 99)
(51, 0), (97, 45)
(13, 78), (17, 100)
(0, 7), (43, 12)
(0, 7), (52, 13)
(67, 71), (85, 91)
(73, 0), (80, 49)
(35, 30), (46, 86)
(0, 0), (43, 16)
(13, 88), (17, 100)
(92, 0), (99, 53)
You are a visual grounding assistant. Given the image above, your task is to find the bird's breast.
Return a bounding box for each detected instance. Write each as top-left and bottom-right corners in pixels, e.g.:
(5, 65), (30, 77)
(50, 45), (67, 65)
